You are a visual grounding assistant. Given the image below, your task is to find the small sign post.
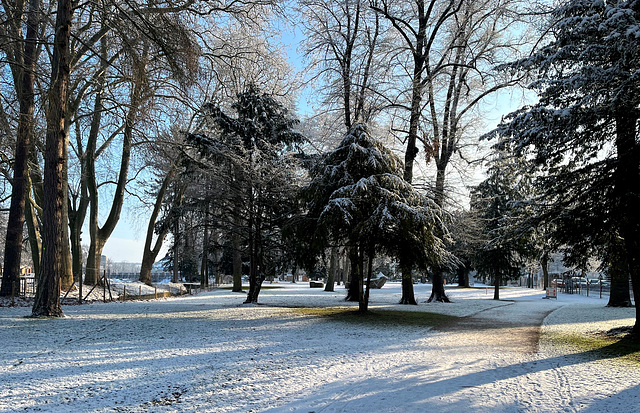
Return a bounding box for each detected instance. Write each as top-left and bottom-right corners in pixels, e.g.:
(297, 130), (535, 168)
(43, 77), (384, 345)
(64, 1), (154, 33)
(545, 281), (558, 299)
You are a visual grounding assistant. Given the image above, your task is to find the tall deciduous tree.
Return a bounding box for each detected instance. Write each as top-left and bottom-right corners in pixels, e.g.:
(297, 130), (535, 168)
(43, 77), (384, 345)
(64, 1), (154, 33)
(490, 0), (640, 336)
(300, 0), (388, 131)
(372, 0), (462, 304)
(32, 0), (73, 317)
(0, 0), (42, 297)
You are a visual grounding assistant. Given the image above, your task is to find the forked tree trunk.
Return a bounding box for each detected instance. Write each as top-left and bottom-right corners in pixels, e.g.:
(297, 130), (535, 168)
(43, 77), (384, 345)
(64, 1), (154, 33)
(139, 167), (179, 285)
(32, 0), (72, 317)
(86, 48), (144, 285)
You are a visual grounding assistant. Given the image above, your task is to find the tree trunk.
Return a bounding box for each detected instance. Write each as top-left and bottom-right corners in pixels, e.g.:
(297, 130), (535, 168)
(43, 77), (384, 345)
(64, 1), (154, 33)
(457, 265), (471, 287)
(427, 269), (451, 302)
(139, 167), (179, 285)
(60, 154), (73, 291)
(32, 0), (72, 317)
(614, 112), (640, 338)
(541, 252), (550, 291)
(324, 246), (338, 292)
(427, 166), (451, 303)
(1, 0), (40, 297)
(26, 157), (44, 277)
(244, 186), (262, 304)
(361, 245), (374, 312)
(345, 245), (361, 302)
(398, 256), (417, 304)
(232, 231), (243, 291)
(172, 216), (180, 283)
(201, 203), (210, 288)
(608, 263), (632, 307)
(493, 270), (501, 300)
(25, 194), (42, 277)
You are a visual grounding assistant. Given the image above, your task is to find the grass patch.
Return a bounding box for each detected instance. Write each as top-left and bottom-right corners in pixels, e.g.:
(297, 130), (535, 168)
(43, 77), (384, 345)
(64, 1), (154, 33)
(292, 307), (459, 328)
(544, 328), (640, 364)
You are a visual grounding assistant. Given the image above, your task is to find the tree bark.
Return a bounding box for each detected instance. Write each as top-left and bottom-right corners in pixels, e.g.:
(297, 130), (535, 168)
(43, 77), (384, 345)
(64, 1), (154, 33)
(26, 156), (44, 277)
(613, 112), (638, 327)
(361, 245), (374, 312)
(428, 269), (451, 302)
(324, 246), (338, 292)
(32, 0), (72, 317)
(345, 245), (361, 302)
(540, 252), (550, 291)
(60, 142), (73, 291)
(139, 167), (178, 285)
(172, 216), (180, 283)
(1, 0), (40, 297)
(493, 270), (501, 300)
(608, 260), (632, 307)
(398, 256), (417, 304)
(201, 200), (210, 288)
(232, 231), (243, 291)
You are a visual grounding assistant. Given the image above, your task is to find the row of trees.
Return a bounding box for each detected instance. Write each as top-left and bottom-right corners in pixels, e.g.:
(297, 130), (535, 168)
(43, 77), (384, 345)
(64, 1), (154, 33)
(1, 0), (638, 338)
(0, 0), (287, 315)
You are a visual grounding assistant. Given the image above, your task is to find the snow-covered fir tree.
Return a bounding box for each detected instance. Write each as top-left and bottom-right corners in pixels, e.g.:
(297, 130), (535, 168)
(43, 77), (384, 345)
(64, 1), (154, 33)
(489, 0), (640, 336)
(303, 124), (454, 311)
(187, 85), (305, 304)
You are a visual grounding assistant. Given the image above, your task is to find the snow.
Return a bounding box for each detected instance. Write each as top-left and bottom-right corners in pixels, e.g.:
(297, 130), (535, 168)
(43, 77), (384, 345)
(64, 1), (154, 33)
(1, 282), (638, 412)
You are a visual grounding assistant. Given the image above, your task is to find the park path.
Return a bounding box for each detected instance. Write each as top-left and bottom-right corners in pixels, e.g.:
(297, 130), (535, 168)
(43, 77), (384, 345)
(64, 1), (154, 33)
(3, 287), (639, 412)
(270, 298), (571, 413)
(438, 298), (561, 353)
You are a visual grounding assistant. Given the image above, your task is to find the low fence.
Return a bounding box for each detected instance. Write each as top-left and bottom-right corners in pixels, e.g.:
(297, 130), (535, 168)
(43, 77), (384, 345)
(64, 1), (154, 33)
(565, 280), (634, 302)
(0, 275), (36, 298)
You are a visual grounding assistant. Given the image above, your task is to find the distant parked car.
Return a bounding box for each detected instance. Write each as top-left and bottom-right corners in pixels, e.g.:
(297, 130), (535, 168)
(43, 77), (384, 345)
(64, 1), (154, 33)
(588, 279), (610, 288)
(553, 278), (565, 288)
(571, 277), (588, 287)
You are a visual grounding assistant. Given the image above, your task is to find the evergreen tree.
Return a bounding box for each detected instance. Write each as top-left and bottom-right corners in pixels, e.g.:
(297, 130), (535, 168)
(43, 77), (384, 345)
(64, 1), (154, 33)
(489, 0), (640, 334)
(187, 85), (305, 304)
(303, 124), (453, 311)
(471, 144), (534, 300)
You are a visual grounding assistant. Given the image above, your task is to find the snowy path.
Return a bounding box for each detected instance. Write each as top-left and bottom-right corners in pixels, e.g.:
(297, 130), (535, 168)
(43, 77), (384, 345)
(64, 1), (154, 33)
(0, 284), (638, 412)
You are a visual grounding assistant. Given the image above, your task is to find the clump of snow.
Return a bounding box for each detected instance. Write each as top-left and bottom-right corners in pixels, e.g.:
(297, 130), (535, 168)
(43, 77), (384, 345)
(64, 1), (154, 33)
(0, 282), (637, 412)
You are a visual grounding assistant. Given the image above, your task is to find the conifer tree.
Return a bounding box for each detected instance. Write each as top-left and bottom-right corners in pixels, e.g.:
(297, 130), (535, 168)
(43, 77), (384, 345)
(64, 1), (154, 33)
(303, 124), (453, 311)
(490, 0), (640, 335)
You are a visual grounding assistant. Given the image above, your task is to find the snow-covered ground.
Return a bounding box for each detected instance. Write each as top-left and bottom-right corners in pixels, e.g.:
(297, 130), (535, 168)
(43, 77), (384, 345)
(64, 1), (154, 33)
(1, 282), (638, 412)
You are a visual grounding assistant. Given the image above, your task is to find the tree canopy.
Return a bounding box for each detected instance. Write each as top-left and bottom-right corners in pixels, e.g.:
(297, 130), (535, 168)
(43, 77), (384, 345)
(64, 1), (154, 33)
(489, 0), (640, 333)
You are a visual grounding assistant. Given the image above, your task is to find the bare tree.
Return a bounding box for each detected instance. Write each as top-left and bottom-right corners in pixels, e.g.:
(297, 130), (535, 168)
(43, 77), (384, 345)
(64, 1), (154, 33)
(372, 0), (462, 304)
(300, 0), (388, 130)
(32, 0), (72, 317)
(0, 0), (43, 297)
